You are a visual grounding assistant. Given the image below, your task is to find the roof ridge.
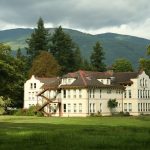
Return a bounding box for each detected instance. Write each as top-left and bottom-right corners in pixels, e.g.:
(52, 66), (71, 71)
(79, 70), (87, 86)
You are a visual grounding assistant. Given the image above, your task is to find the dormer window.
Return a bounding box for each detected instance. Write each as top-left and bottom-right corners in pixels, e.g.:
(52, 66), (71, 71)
(34, 83), (36, 89)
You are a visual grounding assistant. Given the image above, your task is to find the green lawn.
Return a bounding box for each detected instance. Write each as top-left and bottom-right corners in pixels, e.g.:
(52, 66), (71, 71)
(0, 116), (150, 150)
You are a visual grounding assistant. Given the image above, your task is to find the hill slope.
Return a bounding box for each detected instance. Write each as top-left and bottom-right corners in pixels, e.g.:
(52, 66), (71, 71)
(0, 28), (149, 67)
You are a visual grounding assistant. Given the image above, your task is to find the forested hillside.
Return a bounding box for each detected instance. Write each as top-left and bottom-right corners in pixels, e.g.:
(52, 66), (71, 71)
(0, 28), (150, 67)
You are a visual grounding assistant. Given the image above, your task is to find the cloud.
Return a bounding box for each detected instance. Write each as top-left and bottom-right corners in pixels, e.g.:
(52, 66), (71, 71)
(0, 0), (150, 38)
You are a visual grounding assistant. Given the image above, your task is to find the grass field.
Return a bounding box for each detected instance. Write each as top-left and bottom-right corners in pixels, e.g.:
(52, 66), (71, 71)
(0, 116), (150, 150)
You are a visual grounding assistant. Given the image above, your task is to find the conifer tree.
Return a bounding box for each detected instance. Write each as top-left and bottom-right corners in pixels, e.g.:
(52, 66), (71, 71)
(74, 47), (83, 70)
(50, 26), (77, 74)
(26, 17), (50, 61)
(90, 42), (106, 72)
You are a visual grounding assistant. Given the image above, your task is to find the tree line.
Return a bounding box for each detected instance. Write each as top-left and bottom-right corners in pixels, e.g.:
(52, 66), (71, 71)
(0, 17), (150, 110)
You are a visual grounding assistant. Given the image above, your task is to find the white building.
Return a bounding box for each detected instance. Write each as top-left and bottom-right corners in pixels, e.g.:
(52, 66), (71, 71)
(24, 70), (150, 116)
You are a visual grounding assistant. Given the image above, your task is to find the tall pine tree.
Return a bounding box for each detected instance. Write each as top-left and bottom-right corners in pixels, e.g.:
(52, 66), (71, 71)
(26, 17), (50, 61)
(50, 26), (77, 74)
(90, 42), (106, 72)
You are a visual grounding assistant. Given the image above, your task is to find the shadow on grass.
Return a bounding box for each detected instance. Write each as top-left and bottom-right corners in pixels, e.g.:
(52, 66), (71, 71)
(0, 122), (150, 150)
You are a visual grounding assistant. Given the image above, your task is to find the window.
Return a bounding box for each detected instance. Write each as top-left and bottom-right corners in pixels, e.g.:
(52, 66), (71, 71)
(140, 90), (142, 98)
(143, 103), (145, 111)
(63, 90), (66, 98)
(107, 89), (111, 94)
(100, 103), (102, 112)
(68, 90), (70, 98)
(124, 103), (127, 112)
(79, 89), (82, 98)
(68, 104), (71, 113)
(30, 83), (33, 89)
(34, 83), (36, 89)
(54, 104), (56, 113)
(146, 103), (148, 111)
(141, 103), (143, 112)
(90, 103), (92, 113)
(148, 103), (150, 111)
(93, 103), (95, 113)
(128, 90), (131, 98)
(128, 103), (132, 112)
(107, 79), (110, 85)
(100, 89), (101, 98)
(73, 90), (76, 98)
(124, 90), (127, 98)
(143, 90), (145, 99)
(79, 103), (82, 112)
(89, 90), (92, 98)
(63, 104), (66, 113)
(138, 103), (140, 112)
(93, 89), (95, 98)
(74, 104), (77, 112)
(145, 90), (147, 99)
(138, 90), (140, 98)
(140, 79), (142, 87)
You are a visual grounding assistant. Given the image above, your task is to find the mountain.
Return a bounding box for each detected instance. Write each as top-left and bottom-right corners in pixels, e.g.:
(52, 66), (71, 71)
(0, 28), (150, 68)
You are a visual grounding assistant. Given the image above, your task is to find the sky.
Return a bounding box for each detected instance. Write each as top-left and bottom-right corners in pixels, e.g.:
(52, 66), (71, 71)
(0, 0), (150, 39)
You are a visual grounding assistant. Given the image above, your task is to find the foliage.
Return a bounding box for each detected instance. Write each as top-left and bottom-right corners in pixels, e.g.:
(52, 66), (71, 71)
(112, 58), (133, 72)
(50, 26), (78, 74)
(0, 96), (12, 115)
(28, 51), (60, 77)
(139, 58), (150, 76)
(0, 43), (26, 108)
(14, 105), (42, 116)
(1, 29), (149, 68)
(107, 99), (118, 114)
(81, 59), (92, 71)
(90, 41), (106, 71)
(26, 17), (50, 61)
(147, 45), (150, 55)
(73, 47), (84, 70)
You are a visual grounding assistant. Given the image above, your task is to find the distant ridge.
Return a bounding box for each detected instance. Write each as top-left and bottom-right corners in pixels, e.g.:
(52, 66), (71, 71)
(0, 28), (150, 68)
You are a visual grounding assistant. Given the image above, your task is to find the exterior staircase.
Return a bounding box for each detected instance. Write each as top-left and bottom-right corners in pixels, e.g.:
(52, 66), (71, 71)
(37, 89), (61, 116)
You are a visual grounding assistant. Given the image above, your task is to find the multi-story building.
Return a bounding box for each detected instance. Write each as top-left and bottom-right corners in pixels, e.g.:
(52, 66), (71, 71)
(24, 70), (150, 116)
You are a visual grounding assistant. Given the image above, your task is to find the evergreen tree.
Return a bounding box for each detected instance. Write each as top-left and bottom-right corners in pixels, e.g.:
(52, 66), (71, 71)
(29, 51), (60, 77)
(81, 59), (92, 71)
(74, 47), (83, 70)
(16, 48), (22, 59)
(26, 17), (50, 61)
(112, 58), (133, 72)
(50, 26), (76, 74)
(90, 42), (106, 72)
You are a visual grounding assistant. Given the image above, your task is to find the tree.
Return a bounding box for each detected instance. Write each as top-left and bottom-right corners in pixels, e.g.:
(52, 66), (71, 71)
(74, 47), (83, 70)
(107, 99), (118, 115)
(139, 58), (150, 76)
(0, 96), (12, 114)
(147, 45), (150, 56)
(50, 26), (77, 74)
(90, 42), (106, 72)
(112, 58), (133, 72)
(0, 43), (26, 108)
(26, 17), (50, 61)
(29, 51), (60, 77)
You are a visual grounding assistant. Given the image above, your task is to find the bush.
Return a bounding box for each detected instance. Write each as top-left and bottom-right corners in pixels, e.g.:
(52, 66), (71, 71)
(14, 105), (44, 117)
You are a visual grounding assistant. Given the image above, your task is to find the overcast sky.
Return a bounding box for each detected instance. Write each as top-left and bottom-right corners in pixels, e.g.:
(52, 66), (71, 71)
(0, 0), (150, 39)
